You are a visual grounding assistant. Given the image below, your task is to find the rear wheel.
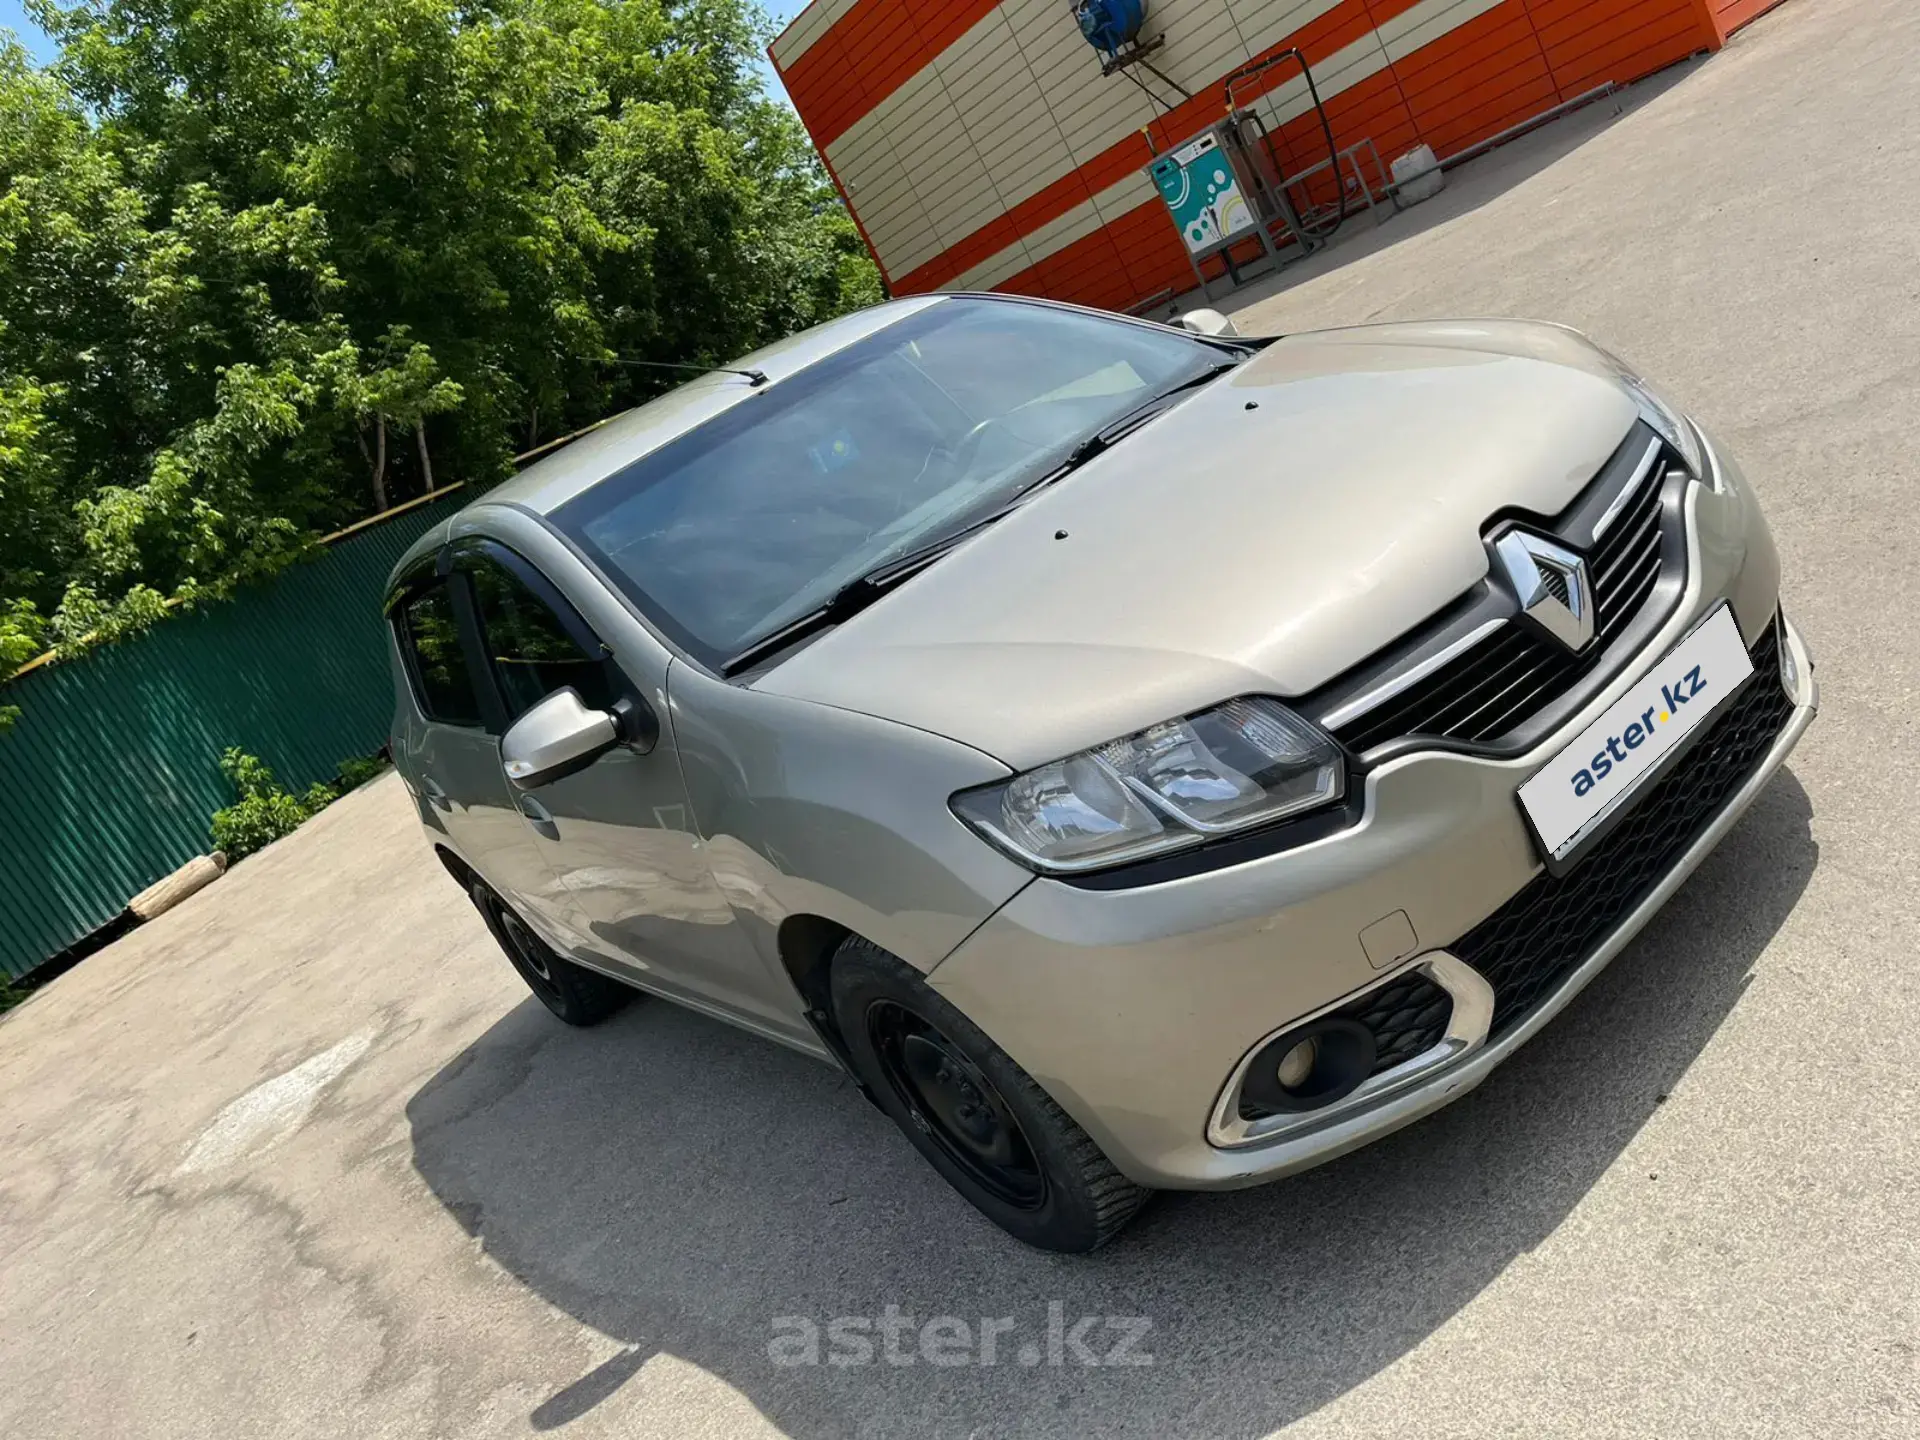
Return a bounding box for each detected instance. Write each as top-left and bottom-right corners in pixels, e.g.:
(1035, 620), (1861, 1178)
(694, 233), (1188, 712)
(828, 935), (1151, 1253)
(469, 880), (630, 1026)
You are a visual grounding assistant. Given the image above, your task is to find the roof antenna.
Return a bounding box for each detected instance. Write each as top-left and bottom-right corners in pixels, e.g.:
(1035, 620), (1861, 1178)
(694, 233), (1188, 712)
(609, 357), (768, 387)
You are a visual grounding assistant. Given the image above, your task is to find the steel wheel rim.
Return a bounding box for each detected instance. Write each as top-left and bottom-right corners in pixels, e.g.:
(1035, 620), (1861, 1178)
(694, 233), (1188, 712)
(865, 1000), (1046, 1211)
(495, 902), (558, 992)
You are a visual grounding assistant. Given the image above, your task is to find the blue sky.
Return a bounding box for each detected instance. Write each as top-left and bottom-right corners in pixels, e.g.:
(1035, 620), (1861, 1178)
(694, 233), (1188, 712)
(759, 0), (804, 104)
(763, 0), (807, 36)
(2, 0), (56, 63)
(5, 1), (812, 92)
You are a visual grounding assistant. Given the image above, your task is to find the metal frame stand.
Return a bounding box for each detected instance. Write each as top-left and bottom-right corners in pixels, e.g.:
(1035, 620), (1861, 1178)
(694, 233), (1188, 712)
(1090, 32), (1193, 113)
(1278, 137), (1393, 226)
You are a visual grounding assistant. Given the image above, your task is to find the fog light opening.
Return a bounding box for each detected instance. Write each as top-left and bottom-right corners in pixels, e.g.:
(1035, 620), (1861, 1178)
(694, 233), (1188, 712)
(1240, 1017), (1378, 1116)
(1778, 624), (1799, 695)
(1275, 1037), (1318, 1089)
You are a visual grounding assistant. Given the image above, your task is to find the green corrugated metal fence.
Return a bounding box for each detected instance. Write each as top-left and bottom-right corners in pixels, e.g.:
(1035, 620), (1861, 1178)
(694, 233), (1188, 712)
(0, 490), (470, 980)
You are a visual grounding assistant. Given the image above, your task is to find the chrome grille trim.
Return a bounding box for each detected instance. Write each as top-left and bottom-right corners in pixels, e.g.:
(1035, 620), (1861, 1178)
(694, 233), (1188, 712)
(1591, 434), (1663, 541)
(1307, 424), (1686, 756)
(1319, 617), (1507, 730)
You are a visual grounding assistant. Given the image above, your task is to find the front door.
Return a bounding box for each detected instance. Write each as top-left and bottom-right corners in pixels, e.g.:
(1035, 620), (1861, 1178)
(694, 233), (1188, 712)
(388, 570), (586, 948)
(451, 541), (804, 1040)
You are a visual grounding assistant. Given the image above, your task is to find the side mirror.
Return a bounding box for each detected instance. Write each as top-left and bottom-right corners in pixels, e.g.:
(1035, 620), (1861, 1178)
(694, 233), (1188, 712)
(1178, 308), (1240, 338)
(501, 688), (619, 790)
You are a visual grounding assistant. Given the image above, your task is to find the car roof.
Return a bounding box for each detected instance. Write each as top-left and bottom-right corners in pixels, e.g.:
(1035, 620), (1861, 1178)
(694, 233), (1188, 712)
(490, 295), (950, 514)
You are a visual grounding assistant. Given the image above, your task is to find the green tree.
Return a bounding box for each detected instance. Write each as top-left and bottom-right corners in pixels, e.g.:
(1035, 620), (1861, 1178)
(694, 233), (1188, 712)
(0, 0), (881, 700)
(320, 330), (465, 511)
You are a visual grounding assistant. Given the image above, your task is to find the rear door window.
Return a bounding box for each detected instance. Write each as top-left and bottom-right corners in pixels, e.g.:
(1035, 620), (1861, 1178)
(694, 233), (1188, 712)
(395, 581), (482, 727)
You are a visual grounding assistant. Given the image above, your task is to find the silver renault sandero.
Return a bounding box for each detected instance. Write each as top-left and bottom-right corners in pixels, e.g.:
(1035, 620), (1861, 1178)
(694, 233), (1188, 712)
(386, 294), (1816, 1252)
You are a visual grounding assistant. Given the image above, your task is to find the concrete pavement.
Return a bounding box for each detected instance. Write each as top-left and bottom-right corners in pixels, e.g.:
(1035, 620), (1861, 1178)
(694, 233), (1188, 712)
(3, 1), (1918, 1434)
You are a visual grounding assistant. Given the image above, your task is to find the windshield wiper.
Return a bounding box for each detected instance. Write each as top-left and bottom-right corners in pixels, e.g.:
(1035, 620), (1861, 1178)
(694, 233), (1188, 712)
(1044, 358), (1241, 476)
(720, 541), (963, 677)
(719, 359), (1241, 677)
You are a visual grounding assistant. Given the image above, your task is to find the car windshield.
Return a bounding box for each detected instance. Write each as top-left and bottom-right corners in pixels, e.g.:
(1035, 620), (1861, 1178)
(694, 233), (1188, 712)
(551, 298), (1232, 668)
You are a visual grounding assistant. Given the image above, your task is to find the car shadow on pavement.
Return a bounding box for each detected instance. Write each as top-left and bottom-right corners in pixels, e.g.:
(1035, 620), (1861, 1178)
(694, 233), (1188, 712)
(406, 770), (1815, 1439)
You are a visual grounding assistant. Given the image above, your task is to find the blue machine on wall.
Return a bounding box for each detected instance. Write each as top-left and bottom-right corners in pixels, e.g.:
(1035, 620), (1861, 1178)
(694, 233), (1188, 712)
(1073, 0), (1144, 59)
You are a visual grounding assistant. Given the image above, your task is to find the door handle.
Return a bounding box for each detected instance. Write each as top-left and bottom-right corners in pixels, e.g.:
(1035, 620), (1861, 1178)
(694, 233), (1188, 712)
(518, 794), (559, 836)
(417, 777), (453, 811)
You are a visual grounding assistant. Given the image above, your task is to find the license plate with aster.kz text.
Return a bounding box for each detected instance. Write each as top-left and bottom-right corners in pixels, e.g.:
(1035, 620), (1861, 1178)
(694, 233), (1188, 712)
(1519, 604), (1754, 865)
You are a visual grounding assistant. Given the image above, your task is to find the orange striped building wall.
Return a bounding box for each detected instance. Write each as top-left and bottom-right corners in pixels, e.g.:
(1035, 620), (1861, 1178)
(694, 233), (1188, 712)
(772, 0), (1794, 314)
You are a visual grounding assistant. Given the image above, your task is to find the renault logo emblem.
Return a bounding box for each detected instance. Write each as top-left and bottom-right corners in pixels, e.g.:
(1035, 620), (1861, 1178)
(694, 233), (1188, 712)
(1495, 530), (1595, 651)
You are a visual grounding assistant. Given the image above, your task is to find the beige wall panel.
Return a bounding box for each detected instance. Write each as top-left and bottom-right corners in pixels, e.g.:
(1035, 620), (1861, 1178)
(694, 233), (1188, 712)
(872, 69), (1002, 258)
(1226, 0), (1345, 55)
(1150, 0), (1256, 93)
(828, 110), (944, 276)
(1020, 195), (1109, 257)
(1088, 170), (1159, 224)
(769, 0), (862, 68)
(938, 13), (1078, 213)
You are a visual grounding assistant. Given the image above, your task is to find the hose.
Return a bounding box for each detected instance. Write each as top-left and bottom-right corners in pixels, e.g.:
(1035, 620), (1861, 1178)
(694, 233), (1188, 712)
(1223, 48), (1348, 243)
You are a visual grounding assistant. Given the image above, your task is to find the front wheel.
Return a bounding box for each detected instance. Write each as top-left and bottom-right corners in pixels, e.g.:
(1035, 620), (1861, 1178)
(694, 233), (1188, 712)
(469, 880), (631, 1026)
(829, 936), (1151, 1253)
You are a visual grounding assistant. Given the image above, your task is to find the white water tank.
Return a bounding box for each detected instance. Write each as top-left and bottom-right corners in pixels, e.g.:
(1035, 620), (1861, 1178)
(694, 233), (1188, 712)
(1391, 144), (1445, 205)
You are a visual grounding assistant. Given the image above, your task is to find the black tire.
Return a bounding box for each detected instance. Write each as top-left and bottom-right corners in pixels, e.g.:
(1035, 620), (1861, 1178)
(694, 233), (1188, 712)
(828, 935), (1151, 1253)
(469, 880), (631, 1027)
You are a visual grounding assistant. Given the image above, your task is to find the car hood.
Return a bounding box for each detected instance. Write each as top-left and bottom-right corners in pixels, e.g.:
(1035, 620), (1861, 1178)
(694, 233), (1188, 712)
(753, 319), (1640, 771)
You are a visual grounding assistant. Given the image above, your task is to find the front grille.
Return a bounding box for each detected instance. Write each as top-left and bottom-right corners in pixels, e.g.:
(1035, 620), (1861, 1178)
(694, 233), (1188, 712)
(1333, 452), (1672, 754)
(1454, 620), (1793, 1034)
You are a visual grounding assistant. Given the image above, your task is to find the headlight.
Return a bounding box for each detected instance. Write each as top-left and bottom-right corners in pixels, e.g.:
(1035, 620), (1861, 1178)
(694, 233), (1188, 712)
(1596, 349), (1706, 478)
(951, 698), (1345, 873)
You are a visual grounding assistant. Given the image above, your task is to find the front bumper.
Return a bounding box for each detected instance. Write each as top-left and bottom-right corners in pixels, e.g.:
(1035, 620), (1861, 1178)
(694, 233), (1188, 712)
(927, 433), (1818, 1190)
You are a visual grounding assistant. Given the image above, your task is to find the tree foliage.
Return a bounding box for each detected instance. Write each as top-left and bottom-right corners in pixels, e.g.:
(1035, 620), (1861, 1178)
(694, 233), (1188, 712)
(209, 747), (330, 859)
(208, 746), (390, 857)
(0, 2), (880, 699)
